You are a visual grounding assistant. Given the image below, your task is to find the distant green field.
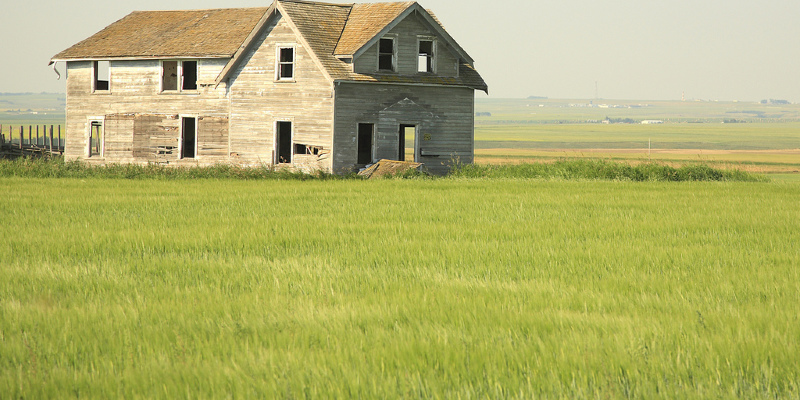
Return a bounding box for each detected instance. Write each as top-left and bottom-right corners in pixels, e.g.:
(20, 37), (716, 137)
(473, 99), (800, 175)
(2, 177), (798, 398)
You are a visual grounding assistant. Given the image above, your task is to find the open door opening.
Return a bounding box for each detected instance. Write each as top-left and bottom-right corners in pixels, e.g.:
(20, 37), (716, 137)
(276, 121), (292, 164)
(398, 124), (415, 162)
(181, 117), (196, 159)
(357, 123), (374, 165)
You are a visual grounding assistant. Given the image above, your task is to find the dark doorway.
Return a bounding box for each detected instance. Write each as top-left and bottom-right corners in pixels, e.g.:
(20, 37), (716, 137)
(276, 121), (292, 164)
(398, 124), (415, 161)
(181, 117), (196, 159)
(357, 123), (374, 164)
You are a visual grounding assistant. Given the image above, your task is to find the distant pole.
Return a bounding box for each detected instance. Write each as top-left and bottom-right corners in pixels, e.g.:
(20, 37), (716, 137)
(49, 125), (54, 152)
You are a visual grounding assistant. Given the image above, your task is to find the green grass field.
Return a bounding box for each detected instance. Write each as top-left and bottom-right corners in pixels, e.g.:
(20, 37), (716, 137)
(2, 177), (798, 398)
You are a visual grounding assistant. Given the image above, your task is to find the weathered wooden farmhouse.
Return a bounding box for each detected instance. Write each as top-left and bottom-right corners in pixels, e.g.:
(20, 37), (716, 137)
(50, 0), (487, 174)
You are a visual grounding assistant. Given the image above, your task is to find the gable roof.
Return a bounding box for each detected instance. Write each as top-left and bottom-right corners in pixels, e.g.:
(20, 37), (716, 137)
(51, 8), (269, 60)
(334, 2), (415, 56)
(275, 0), (486, 92)
(51, 0), (487, 92)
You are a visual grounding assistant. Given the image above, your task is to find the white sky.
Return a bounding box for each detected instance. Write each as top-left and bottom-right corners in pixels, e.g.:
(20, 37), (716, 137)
(1, 0), (798, 101)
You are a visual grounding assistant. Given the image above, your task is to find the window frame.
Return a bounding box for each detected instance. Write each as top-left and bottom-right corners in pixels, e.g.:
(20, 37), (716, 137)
(417, 37), (437, 74)
(161, 60), (199, 93)
(275, 45), (296, 82)
(377, 35), (397, 72)
(87, 117), (105, 158)
(92, 61), (111, 93)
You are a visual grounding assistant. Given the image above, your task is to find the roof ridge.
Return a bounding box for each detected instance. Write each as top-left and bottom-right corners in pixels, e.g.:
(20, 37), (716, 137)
(130, 7), (269, 13)
(277, 0), (354, 7)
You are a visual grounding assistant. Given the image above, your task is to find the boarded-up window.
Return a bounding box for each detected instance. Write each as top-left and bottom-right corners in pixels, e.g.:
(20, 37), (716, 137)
(378, 38), (395, 71)
(277, 47), (295, 80)
(93, 61), (110, 91)
(418, 40), (435, 73)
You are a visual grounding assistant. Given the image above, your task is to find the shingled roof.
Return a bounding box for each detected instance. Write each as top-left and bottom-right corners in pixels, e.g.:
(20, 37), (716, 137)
(51, 8), (269, 60)
(51, 0), (487, 92)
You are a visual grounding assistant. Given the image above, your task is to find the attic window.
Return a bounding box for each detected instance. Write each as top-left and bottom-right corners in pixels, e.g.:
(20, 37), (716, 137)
(378, 37), (395, 71)
(277, 47), (295, 80)
(418, 39), (435, 73)
(161, 60), (198, 92)
(93, 61), (110, 92)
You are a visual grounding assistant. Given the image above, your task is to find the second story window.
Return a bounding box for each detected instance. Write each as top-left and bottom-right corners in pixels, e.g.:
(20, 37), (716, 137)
(161, 60), (197, 92)
(277, 47), (295, 80)
(378, 37), (395, 72)
(93, 61), (110, 92)
(418, 39), (435, 73)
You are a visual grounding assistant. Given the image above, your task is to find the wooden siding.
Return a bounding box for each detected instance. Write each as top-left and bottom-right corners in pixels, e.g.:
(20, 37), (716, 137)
(353, 12), (459, 77)
(228, 12), (335, 171)
(333, 82), (474, 175)
(64, 59), (230, 165)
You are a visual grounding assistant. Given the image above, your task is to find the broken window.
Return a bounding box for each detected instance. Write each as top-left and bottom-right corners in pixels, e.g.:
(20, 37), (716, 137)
(418, 39), (435, 73)
(357, 123), (374, 164)
(182, 61), (197, 90)
(162, 61), (178, 91)
(181, 117), (197, 159)
(276, 121), (292, 164)
(88, 120), (103, 157)
(378, 37), (395, 71)
(162, 60), (197, 92)
(277, 47), (295, 80)
(294, 143), (322, 156)
(93, 61), (110, 91)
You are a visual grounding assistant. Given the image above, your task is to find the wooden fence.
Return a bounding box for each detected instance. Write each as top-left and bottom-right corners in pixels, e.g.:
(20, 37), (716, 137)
(0, 124), (64, 157)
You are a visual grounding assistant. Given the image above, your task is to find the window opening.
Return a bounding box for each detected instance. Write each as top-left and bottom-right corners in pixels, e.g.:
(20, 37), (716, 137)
(182, 61), (197, 90)
(418, 40), (435, 73)
(88, 121), (103, 157)
(357, 123), (374, 164)
(276, 121), (292, 164)
(398, 124), (415, 161)
(181, 117), (197, 159)
(94, 61), (110, 91)
(162, 61), (178, 91)
(278, 47), (295, 80)
(378, 38), (395, 71)
(294, 144), (321, 155)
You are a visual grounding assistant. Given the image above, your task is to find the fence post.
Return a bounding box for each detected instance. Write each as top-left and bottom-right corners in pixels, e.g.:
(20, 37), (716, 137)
(58, 125), (62, 154)
(49, 125), (54, 152)
(19, 126), (23, 150)
(28, 125), (32, 146)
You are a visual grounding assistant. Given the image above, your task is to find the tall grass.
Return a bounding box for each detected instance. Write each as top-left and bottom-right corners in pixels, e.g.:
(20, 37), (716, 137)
(1, 177), (798, 398)
(0, 157), (766, 182)
(450, 159), (767, 182)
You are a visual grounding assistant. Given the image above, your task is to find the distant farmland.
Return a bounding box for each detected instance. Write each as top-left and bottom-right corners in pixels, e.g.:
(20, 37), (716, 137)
(473, 98), (800, 177)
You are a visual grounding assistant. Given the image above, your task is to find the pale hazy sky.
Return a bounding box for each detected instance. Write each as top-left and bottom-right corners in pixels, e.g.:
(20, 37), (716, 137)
(2, 0), (798, 101)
